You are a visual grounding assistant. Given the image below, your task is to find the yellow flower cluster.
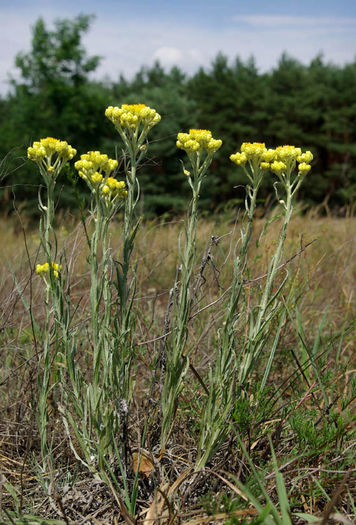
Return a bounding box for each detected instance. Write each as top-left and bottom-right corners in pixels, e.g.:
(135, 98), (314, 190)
(176, 129), (222, 155)
(36, 262), (62, 279)
(276, 145), (303, 161)
(105, 104), (161, 132)
(75, 151), (118, 181)
(27, 138), (76, 174)
(102, 177), (127, 199)
(230, 143), (275, 168)
(242, 142), (267, 160)
(75, 151), (126, 201)
(271, 145), (313, 176)
(28, 137), (77, 162)
(270, 161), (287, 175)
(231, 142), (313, 176)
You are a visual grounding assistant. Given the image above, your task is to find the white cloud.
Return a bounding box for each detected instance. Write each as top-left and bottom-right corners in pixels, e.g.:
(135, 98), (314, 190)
(153, 47), (183, 65)
(233, 15), (356, 27)
(80, 18), (215, 81)
(152, 46), (204, 69)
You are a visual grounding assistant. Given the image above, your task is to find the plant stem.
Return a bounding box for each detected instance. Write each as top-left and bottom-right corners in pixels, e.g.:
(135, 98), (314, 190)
(160, 158), (202, 448)
(239, 180), (293, 384)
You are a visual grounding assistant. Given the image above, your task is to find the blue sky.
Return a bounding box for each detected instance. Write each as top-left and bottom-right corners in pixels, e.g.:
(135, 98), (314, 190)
(1, 0), (356, 94)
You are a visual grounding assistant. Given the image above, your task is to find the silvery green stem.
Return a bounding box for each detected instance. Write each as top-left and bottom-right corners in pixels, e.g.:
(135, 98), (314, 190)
(256, 185), (292, 326)
(195, 168), (261, 470)
(108, 141), (140, 406)
(216, 168), (262, 387)
(38, 281), (52, 466)
(37, 175), (57, 470)
(239, 177), (293, 384)
(122, 155), (137, 320)
(90, 196), (110, 388)
(37, 170), (73, 475)
(112, 131), (148, 402)
(160, 153), (206, 449)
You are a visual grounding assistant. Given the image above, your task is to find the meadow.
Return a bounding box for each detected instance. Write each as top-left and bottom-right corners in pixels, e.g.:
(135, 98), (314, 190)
(0, 107), (355, 524)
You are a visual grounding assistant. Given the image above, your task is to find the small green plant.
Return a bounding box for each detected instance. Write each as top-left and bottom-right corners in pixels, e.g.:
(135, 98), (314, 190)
(27, 137), (76, 472)
(160, 128), (222, 448)
(195, 143), (313, 469)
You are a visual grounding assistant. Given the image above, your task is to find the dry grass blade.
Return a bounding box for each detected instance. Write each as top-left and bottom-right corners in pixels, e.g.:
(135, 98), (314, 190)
(327, 513), (355, 525)
(142, 468), (193, 525)
(105, 476), (136, 525)
(204, 469), (249, 502)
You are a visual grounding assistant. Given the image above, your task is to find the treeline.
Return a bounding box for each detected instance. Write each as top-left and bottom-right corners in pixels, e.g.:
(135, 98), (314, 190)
(1, 14), (356, 217)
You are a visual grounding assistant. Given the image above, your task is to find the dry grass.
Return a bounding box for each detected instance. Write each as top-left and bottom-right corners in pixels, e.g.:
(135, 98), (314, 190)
(0, 210), (355, 524)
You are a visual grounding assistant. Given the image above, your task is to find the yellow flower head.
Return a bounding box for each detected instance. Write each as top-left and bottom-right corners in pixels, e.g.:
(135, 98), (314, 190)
(230, 142), (313, 180)
(74, 151), (118, 184)
(260, 162), (270, 170)
(74, 151), (126, 202)
(262, 149), (276, 162)
(105, 103), (161, 133)
(230, 152), (247, 166)
(270, 161), (287, 175)
(240, 142), (268, 162)
(177, 129), (222, 155)
(101, 177), (127, 200)
(36, 262), (62, 279)
(27, 137), (76, 177)
(231, 143), (274, 173)
(91, 172), (104, 186)
(298, 162), (312, 175)
(297, 151), (313, 164)
(274, 145), (313, 176)
(275, 145), (302, 163)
